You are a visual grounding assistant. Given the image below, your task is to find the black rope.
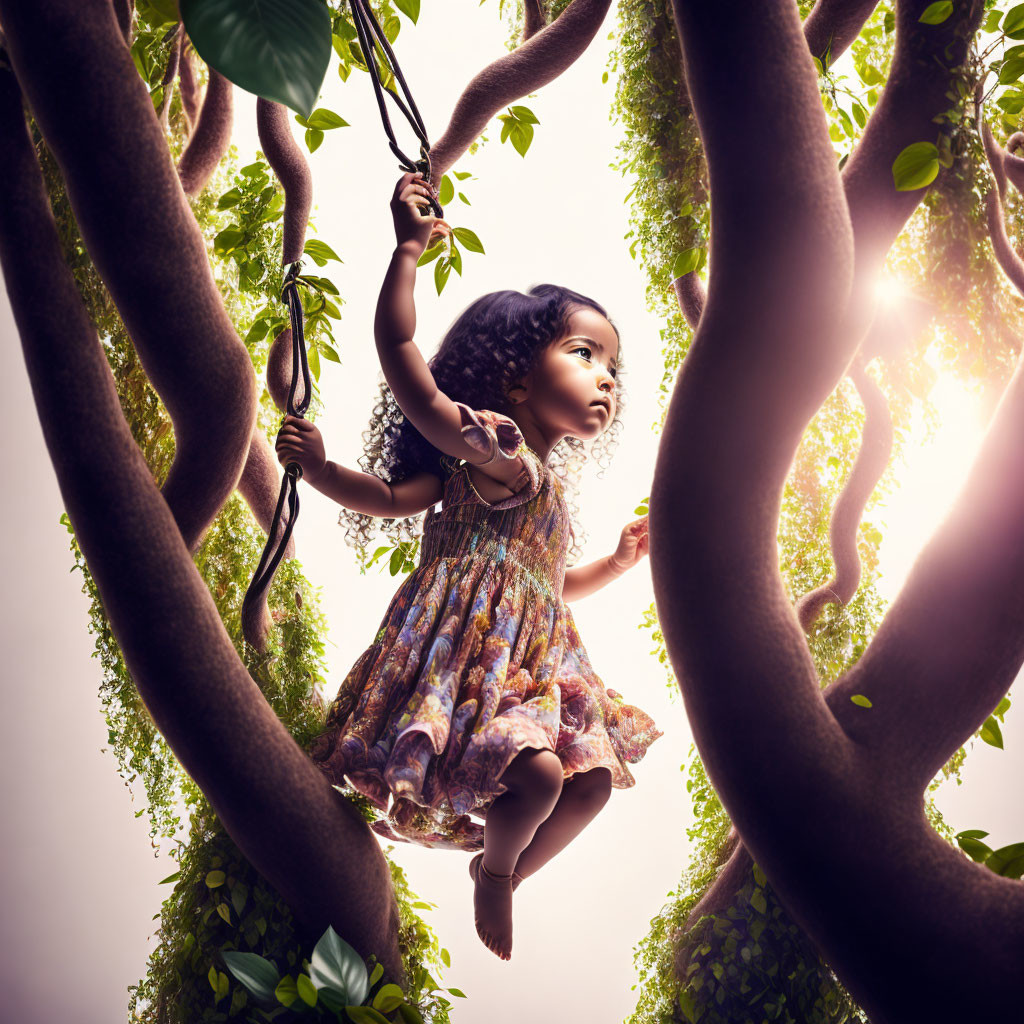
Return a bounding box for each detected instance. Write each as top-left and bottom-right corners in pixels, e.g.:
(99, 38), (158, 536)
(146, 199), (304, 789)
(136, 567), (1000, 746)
(347, 0), (444, 217)
(246, 6), (441, 640)
(246, 262), (310, 610)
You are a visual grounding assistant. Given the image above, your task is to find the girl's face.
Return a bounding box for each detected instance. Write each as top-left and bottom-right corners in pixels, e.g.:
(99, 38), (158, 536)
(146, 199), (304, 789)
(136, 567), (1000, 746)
(520, 306), (619, 441)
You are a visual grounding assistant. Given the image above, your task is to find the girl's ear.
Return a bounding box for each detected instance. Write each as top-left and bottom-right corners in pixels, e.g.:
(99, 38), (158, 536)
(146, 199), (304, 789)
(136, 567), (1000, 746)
(507, 383), (528, 405)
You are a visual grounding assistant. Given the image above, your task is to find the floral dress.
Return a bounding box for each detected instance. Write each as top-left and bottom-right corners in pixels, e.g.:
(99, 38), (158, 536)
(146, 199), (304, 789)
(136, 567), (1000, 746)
(309, 404), (663, 852)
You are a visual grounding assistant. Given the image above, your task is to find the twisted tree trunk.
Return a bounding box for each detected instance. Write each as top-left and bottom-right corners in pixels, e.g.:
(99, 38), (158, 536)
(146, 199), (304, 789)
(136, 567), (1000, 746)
(653, 2), (1021, 1020)
(0, 0), (403, 983)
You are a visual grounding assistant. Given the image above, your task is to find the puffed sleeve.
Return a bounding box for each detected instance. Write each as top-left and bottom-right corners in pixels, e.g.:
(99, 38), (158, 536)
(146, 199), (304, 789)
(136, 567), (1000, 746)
(454, 403), (544, 508)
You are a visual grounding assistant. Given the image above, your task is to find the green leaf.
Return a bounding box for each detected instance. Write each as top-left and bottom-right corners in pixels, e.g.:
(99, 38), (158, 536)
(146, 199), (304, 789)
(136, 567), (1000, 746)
(398, 1005), (426, 1024)
(275, 975), (298, 1007)
(309, 926), (369, 1006)
(999, 55), (1024, 84)
(305, 128), (324, 153)
(891, 141), (939, 191)
(439, 175), (455, 206)
(994, 696), (1011, 719)
(447, 987), (468, 998)
(671, 248), (701, 279)
(179, 0), (332, 119)
(231, 881), (248, 916)
(372, 984), (405, 1012)
(394, 0), (420, 23)
(417, 243), (444, 267)
(955, 834), (994, 862)
(752, 863), (767, 887)
(158, 871), (180, 884)
(321, 343), (342, 364)
(216, 902), (232, 924)
(217, 187), (243, 210)
(633, 505), (649, 516)
(979, 715), (1003, 749)
(509, 121), (534, 157)
(222, 952), (281, 1002)
(439, 948), (451, 968)
(918, 2), (952, 24)
(451, 227), (485, 253)
(985, 9), (1003, 32)
(449, 243), (463, 277)
(368, 962), (385, 987)
(749, 889), (767, 914)
(1006, 3), (1024, 38)
(509, 104), (540, 124)
(206, 870), (227, 888)
(434, 257), (451, 295)
(985, 842), (1024, 878)
(305, 107), (350, 130)
(850, 694), (873, 708)
(307, 340), (320, 382)
(296, 974), (318, 1007)
(345, 1008), (392, 1024)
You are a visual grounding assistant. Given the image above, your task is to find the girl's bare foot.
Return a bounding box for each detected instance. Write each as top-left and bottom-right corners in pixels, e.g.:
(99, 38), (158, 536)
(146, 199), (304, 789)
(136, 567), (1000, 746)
(469, 853), (515, 960)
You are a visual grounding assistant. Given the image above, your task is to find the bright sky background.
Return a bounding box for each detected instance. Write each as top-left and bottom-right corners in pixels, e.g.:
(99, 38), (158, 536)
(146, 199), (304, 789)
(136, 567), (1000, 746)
(0, 4), (1021, 1023)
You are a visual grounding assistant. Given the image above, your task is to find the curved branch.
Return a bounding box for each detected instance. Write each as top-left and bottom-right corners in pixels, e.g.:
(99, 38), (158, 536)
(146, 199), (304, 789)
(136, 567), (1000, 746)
(1, 0), (254, 553)
(0, 49), (403, 985)
(178, 32), (199, 133)
(795, 358), (894, 631)
(267, 326), (308, 412)
(803, 0), (880, 70)
(256, 98), (312, 266)
(426, 0), (612, 179)
(523, 0), (547, 40)
(671, 271), (705, 330)
(156, 23), (181, 130)
(177, 65), (233, 198)
(238, 428), (297, 562)
(112, 0), (134, 44)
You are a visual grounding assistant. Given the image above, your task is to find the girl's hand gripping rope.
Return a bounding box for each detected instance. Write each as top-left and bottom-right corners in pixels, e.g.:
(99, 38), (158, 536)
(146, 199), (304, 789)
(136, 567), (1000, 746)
(276, 414), (327, 484)
(609, 515), (650, 574)
(391, 171), (450, 257)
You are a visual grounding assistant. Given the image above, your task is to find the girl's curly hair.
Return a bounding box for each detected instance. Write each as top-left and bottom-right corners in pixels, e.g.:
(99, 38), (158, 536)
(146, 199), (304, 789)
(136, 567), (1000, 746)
(340, 283), (625, 564)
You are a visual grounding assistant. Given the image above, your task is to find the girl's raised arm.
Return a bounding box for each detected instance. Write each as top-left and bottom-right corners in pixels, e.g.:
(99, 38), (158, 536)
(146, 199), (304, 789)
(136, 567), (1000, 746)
(374, 173), (526, 491)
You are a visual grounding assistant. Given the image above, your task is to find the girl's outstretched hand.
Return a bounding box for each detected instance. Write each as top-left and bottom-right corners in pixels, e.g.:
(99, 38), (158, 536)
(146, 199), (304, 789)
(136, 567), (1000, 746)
(609, 516), (650, 574)
(391, 171), (450, 256)
(275, 414), (327, 483)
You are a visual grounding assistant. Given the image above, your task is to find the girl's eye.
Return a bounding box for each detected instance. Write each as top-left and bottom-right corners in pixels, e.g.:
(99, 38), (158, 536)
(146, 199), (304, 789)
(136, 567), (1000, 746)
(571, 346), (592, 360)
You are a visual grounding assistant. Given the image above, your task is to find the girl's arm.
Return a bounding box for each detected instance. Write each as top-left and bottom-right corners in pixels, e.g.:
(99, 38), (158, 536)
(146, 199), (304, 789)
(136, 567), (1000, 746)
(374, 173), (526, 491)
(562, 555), (628, 603)
(275, 414), (442, 516)
(562, 516), (649, 602)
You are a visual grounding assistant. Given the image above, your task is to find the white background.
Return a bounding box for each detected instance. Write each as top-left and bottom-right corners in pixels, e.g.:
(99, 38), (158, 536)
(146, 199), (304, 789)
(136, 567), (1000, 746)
(0, 4), (1020, 1023)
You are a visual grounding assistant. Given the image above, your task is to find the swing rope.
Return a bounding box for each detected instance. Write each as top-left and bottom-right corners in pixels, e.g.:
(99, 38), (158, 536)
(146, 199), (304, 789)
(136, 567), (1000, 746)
(348, 0), (444, 215)
(244, 3), (441, 648)
(246, 262), (310, 610)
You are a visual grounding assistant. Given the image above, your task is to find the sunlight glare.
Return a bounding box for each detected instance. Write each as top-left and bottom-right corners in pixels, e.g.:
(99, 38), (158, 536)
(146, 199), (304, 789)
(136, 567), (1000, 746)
(875, 364), (988, 603)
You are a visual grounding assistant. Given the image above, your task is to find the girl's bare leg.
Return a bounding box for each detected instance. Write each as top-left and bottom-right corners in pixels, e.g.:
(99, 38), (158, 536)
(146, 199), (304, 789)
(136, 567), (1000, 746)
(473, 748), (563, 959)
(512, 766), (612, 881)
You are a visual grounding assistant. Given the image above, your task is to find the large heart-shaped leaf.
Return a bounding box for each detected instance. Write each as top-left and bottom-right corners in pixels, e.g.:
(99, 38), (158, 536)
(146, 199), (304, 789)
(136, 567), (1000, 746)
(180, 0), (331, 119)
(222, 951), (280, 1003)
(309, 926), (369, 1006)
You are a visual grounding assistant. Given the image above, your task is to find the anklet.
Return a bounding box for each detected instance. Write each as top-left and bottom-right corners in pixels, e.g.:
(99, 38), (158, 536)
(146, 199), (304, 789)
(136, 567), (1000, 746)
(479, 859), (515, 883)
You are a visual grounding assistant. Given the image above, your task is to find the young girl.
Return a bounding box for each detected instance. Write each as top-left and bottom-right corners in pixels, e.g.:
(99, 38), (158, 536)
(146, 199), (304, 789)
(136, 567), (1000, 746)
(275, 171), (662, 960)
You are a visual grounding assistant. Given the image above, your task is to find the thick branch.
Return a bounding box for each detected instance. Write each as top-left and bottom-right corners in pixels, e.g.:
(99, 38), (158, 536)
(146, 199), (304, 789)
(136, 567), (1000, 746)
(256, 98), (312, 266)
(0, 53), (403, 984)
(267, 326), (308, 412)
(238, 428), (297, 563)
(523, 0), (547, 41)
(803, 0), (880, 70)
(178, 32), (199, 132)
(426, 0), (612, 179)
(671, 271), (705, 329)
(796, 359), (894, 631)
(1, 0), (255, 552)
(653, 3), (1022, 1019)
(177, 64), (233, 198)
(156, 22), (181, 129)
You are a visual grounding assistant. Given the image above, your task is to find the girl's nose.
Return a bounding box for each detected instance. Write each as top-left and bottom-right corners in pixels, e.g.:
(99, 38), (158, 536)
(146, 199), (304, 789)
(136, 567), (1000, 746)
(598, 376), (614, 393)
